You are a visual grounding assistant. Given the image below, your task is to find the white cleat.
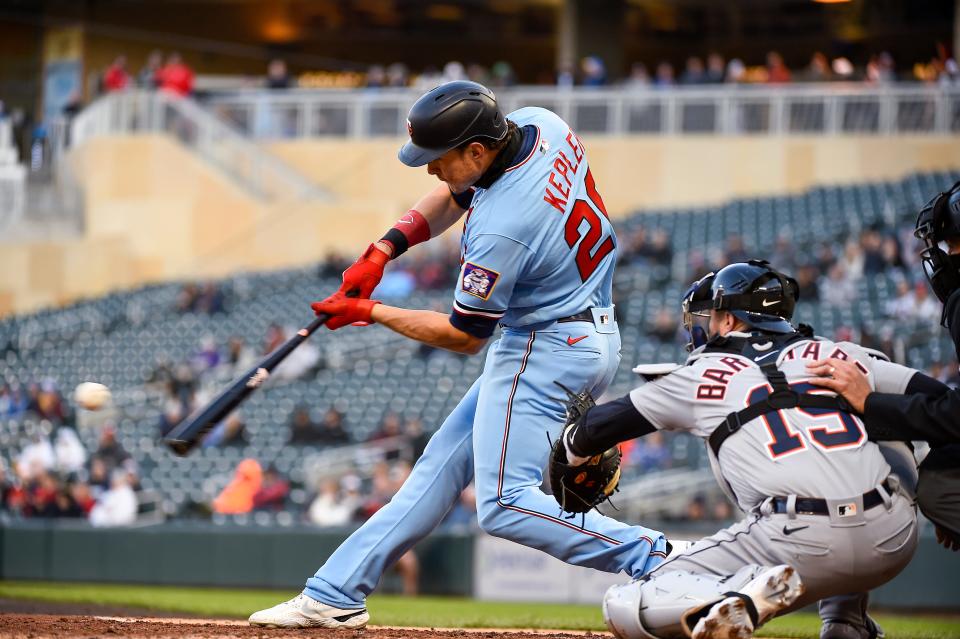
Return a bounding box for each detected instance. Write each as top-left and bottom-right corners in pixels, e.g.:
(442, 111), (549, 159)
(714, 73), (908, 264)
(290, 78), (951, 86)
(667, 539), (695, 556)
(691, 565), (804, 639)
(248, 593), (370, 629)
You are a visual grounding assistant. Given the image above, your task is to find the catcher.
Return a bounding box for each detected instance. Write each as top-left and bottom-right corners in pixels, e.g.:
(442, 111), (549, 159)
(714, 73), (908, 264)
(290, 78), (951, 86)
(549, 260), (942, 639)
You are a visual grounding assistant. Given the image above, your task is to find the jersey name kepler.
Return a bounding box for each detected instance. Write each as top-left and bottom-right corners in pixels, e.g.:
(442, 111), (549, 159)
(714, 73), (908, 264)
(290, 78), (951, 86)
(543, 131), (586, 213)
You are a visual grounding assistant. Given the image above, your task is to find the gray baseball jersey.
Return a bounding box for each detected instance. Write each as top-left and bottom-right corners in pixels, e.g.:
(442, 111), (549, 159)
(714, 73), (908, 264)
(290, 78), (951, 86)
(629, 334), (917, 511)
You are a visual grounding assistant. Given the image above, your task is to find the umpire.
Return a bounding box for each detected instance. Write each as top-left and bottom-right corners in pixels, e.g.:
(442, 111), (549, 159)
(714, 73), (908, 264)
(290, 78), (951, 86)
(809, 180), (960, 551)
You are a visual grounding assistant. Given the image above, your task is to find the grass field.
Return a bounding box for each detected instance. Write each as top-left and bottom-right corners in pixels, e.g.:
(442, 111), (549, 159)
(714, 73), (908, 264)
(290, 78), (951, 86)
(1, 581), (959, 638)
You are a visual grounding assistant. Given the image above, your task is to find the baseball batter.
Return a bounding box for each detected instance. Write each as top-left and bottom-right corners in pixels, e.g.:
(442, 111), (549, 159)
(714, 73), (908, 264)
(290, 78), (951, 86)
(249, 81), (667, 628)
(558, 261), (921, 639)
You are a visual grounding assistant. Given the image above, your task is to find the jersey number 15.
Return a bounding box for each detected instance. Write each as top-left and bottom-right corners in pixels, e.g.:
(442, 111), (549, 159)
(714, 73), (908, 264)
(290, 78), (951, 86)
(748, 381), (866, 460)
(564, 168), (614, 282)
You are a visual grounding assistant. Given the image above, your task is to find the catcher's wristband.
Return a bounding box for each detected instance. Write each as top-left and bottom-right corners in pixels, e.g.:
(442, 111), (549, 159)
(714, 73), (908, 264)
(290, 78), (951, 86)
(380, 209), (431, 257)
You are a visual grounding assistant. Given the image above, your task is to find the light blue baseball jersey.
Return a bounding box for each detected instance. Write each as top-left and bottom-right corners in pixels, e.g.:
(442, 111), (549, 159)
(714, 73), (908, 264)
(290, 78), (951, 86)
(450, 107), (618, 334)
(303, 106), (665, 611)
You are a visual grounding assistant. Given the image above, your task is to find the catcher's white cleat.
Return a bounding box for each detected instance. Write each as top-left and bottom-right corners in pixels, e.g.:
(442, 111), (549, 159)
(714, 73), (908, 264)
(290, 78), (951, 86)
(691, 565), (804, 639)
(248, 593), (369, 629)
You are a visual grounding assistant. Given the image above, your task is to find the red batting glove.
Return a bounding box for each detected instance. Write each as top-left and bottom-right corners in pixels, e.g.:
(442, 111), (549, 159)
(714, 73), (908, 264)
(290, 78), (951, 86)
(311, 293), (381, 330)
(338, 244), (390, 299)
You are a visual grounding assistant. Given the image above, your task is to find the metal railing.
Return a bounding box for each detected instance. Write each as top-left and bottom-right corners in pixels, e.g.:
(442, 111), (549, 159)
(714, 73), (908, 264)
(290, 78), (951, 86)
(71, 90), (326, 202)
(205, 83), (960, 139)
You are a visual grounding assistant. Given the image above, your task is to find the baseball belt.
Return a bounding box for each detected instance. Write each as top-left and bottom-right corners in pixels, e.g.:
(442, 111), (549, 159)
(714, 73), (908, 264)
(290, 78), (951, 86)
(770, 480), (894, 516)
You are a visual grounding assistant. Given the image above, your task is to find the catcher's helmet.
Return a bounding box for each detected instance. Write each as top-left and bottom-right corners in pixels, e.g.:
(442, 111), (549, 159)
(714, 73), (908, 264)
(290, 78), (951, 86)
(398, 80), (508, 167)
(682, 260), (799, 339)
(915, 181), (960, 308)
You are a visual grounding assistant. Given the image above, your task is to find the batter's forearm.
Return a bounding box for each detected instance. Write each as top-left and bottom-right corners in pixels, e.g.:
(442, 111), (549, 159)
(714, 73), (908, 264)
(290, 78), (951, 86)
(371, 305), (486, 354)
(410, 184), (468, 237)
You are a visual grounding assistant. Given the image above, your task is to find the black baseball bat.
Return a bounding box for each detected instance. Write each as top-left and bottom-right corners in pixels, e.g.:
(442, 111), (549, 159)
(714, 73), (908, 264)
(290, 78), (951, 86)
(163, 292), (356, 456)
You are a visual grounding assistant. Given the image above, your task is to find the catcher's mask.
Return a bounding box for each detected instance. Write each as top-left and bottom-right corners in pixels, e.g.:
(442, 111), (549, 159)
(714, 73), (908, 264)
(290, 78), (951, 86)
(915, 180), (960, 319)
(682, 260), (799, 351)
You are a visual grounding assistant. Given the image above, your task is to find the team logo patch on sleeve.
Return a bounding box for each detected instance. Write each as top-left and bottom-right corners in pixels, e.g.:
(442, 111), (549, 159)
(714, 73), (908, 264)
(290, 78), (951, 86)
(461, 262), (500, 300)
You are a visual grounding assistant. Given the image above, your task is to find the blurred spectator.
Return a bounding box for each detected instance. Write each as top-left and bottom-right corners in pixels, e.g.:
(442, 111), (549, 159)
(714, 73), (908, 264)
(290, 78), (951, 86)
(192, 335), (221, 373)
(88, 457), (111, 494)
(880, 235), (905, 271)
(308, 477), (355, 526)
(266, 59), (292, 89)
(212, 458), (262, 514)
(820, 263), (856, 308)
(625, 62), (650, 89)
(289, 406), (320, 444)
(195, 282), (225, 314)
(686, 494), (707, 521)
(224, 336), (256, 375)
(800, 52), (832, 82)
(176, 284), (200, 313)
(366, 64), (387, 89)
(253, 465), (290, 511)
(103, 56), (130, 92)
(556, 63), (575, 88)
(489, 61), (515, 87)
(274, 328), (321, 381)
(16, 431), (54, 480)
(376, 267), (417, 300)
(138, 50), (163, 88)
(31, 380), (67, 424)
(387, 62), (409, 87)
(680, 57), (706, 85)
(26, 471), (60, 517)
(202, 413), (248, 448)
(653, 61), (675, 88)
(725, 235), (750, 264)
(580, 56), (607, 86)
(766, 51), (792, 83)
(649, 309), (679, 343)
(866, 52), (896, 84)
(53, 426), (87, 475)
(405, 418), (430, 463)
(795, 264), (820, 302)
(705, 53), (725, 83)
(157, 53), (194, 97)
(370, 411), (403, 443)
(443, 61), (466, 83)
(886, 280), (940, 324)
(263, 323), (285, 354)
(861, 229), (886, 274)
(711, 499), (735, 521)
(627, 430), (672, 472)
(71, 481), (95, 515)
(725, 58), (746, 83)
(832, 57), (855, 80)
(317, 408), (350, 446)
(89, 470), (138, 527)
(840, 240), (864, 281)
(92, 425), (130, 472)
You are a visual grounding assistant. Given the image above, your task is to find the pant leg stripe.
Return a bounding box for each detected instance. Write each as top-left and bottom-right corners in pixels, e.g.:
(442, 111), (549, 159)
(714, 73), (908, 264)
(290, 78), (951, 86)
(495, 331), (638, 547)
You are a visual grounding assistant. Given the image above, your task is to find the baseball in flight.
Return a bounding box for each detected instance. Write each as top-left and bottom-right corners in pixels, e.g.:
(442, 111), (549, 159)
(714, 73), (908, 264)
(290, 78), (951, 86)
(74, 382), (111, 411)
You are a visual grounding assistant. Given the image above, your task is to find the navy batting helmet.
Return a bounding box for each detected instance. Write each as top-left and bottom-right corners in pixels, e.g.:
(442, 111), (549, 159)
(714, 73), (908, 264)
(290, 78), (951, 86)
(398, 80), (508, 167)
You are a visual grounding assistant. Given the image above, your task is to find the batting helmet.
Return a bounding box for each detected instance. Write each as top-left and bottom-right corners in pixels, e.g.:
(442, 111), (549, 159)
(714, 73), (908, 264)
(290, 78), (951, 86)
(682, 260), (799, 338)
(915, 181), (960, 307)
(398, 80), (508, 167)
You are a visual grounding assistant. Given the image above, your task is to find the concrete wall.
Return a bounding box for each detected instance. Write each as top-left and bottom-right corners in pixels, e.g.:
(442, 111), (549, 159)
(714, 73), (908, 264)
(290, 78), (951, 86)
(2, 134), (960, 317)
(269, 135), (960, 215)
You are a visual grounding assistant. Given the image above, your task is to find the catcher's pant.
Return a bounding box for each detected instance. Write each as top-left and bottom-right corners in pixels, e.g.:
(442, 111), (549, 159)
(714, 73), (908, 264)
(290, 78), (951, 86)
(621, 483), (916, 638)
(304, 313), (668, 609)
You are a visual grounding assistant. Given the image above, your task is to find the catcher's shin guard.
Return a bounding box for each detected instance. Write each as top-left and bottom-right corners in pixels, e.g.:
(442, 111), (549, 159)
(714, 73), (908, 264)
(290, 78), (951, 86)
(604, 571), (735, 639)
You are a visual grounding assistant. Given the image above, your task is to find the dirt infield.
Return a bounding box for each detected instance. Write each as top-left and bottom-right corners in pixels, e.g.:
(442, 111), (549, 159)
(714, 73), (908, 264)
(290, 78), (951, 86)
(0, 614), (607, 639)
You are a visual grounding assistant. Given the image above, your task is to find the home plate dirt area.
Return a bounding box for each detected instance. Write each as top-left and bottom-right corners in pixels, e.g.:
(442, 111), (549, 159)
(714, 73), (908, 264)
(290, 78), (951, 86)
(0, 614), (616, 639)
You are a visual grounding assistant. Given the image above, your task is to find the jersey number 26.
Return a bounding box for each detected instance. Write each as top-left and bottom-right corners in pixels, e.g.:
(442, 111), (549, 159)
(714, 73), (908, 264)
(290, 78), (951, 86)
(564, 168), (614, 282)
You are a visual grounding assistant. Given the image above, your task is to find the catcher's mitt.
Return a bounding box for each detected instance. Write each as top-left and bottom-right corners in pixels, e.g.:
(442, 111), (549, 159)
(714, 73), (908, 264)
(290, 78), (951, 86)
(548, 384), (622, 514)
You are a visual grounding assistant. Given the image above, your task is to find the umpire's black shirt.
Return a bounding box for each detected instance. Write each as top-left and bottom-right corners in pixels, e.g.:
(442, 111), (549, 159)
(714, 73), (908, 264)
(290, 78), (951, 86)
(864, 289), (960, 446)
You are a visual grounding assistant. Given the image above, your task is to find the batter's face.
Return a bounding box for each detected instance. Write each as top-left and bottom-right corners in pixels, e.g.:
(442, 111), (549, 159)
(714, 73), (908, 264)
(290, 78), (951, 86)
(426, 142), (493, 193)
